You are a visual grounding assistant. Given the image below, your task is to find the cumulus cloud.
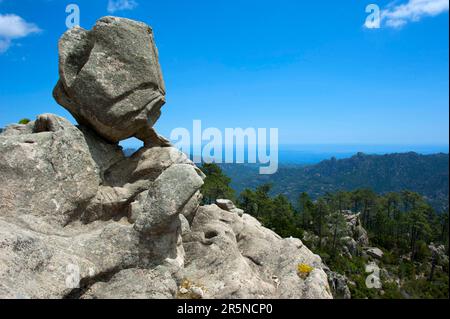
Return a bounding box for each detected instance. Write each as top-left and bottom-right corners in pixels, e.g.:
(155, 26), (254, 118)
(382, 0), (449, 28)
(107, 0), (138, 14)
(0, 13), (41, 53)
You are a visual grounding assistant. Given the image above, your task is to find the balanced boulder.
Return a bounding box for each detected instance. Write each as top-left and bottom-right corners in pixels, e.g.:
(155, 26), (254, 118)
(53, 16), (166, 144)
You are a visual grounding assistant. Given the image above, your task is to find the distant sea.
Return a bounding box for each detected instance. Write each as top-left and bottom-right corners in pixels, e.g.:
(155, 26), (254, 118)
(276, 144), (450, 165)
(122, 142), (449, 165)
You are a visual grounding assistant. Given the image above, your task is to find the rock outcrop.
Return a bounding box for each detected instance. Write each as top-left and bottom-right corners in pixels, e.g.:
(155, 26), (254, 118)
(429, 244), (449, 266)
(215, 199), (244, 217)
(182, 205), (331, 299)
(0, 16), (332, 299)
(0, 115), (100, 228)
(341, 210), (369, 247)
(322, 267), (351, 300)
(53, 16), (166, 145)
(366, 247), (384, 260)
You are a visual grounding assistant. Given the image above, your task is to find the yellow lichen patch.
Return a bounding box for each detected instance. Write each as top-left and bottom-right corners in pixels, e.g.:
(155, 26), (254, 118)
(180, 279), (193, 290)
(177, 279), (207, 299)
(297, 263), (314, 279)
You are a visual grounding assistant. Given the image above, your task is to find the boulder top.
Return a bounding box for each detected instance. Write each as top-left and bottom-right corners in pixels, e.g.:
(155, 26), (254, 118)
(53, 16), (166, 144)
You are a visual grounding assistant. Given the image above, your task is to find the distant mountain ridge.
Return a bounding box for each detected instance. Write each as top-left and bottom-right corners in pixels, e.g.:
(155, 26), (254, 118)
(220, 152), (449, 212)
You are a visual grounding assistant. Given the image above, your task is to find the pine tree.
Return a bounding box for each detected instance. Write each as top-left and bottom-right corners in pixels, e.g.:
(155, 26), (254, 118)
(200, 163), (235, 204)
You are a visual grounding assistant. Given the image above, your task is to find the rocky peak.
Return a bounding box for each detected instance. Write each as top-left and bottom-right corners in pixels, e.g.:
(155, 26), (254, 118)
(0, 17), (332, 299)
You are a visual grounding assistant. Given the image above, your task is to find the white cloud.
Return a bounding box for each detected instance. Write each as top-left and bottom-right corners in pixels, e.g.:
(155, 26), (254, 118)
(107, 0), (138, 14)
(0, 13), (41, 53)
(382, 0), (449, 28)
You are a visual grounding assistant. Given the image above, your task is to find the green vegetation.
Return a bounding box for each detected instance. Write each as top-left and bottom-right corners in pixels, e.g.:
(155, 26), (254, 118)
(201, 163), (449, 299)
(239, 183), (303, 238)
(200, 163), (235, 204)
(18, 118), (31, 125)
(220, 152), (449, 212)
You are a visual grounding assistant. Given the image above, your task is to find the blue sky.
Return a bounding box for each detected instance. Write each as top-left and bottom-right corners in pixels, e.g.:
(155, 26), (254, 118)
(0, 0), (448, 148)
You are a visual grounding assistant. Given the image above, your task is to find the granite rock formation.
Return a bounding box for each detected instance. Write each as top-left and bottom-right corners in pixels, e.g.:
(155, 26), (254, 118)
(0, 17), (332, 299)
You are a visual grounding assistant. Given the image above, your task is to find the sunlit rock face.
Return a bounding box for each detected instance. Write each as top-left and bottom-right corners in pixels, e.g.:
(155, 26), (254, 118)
(53, 16), (166, 144)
